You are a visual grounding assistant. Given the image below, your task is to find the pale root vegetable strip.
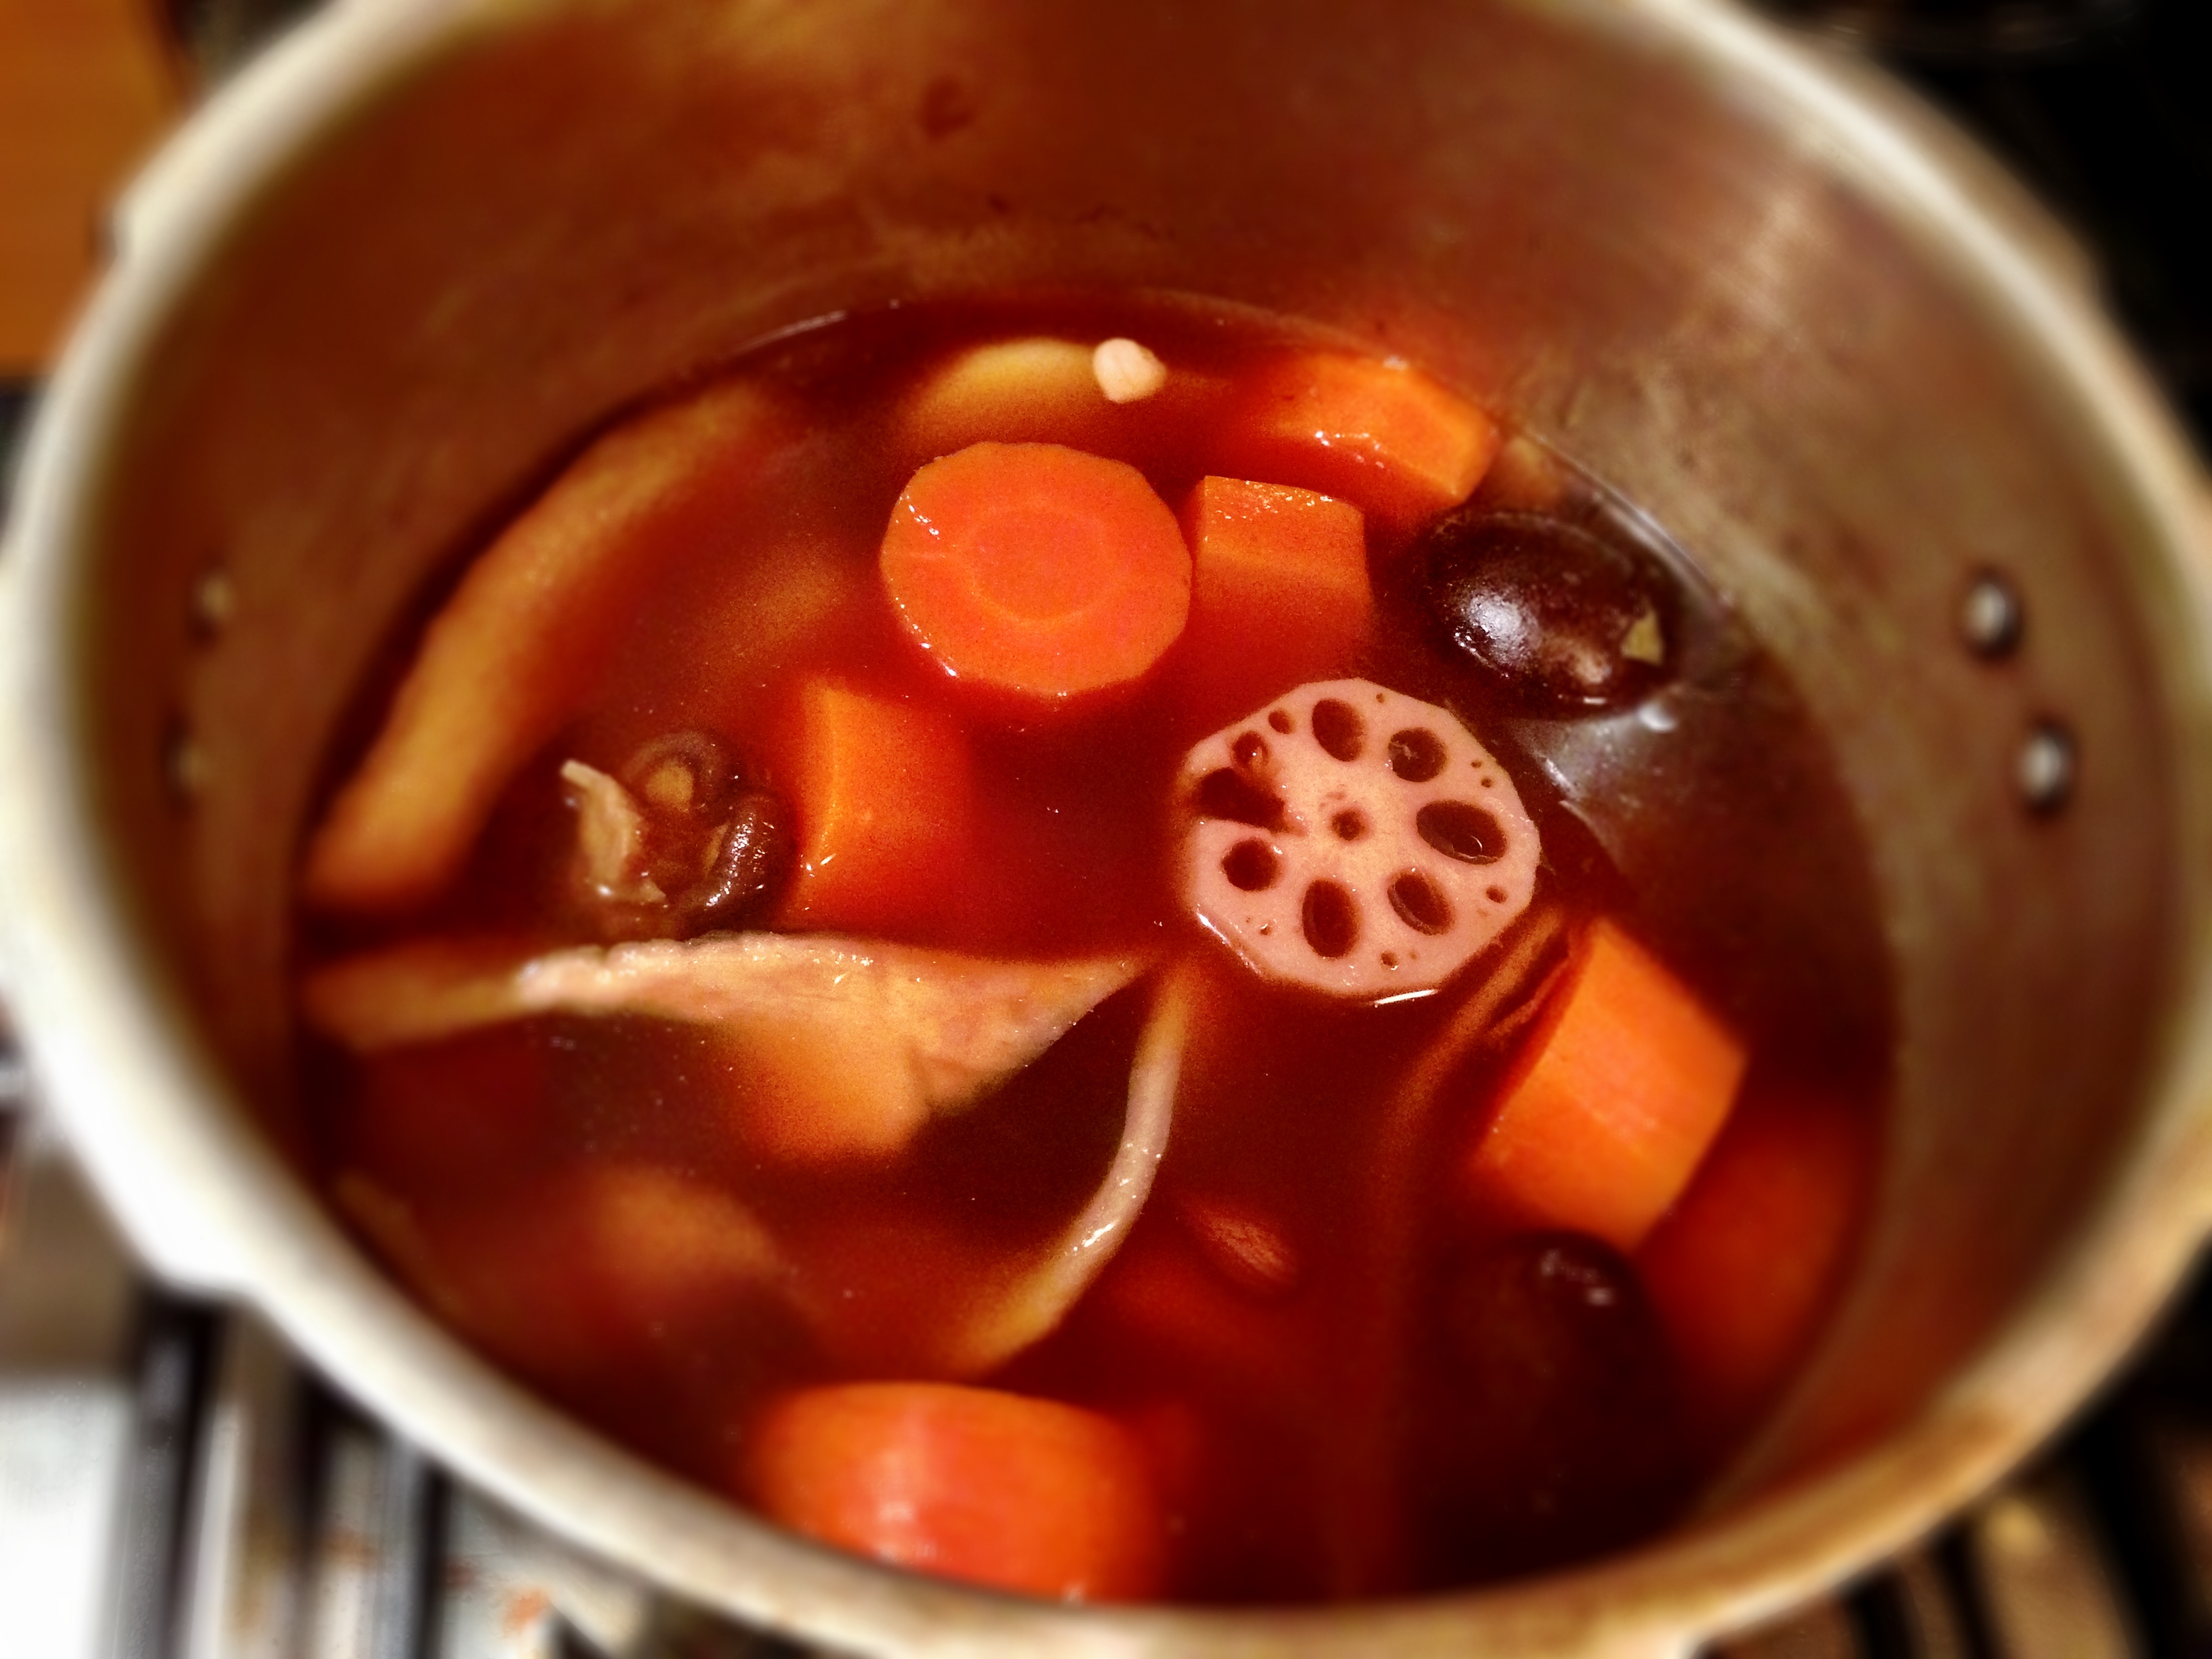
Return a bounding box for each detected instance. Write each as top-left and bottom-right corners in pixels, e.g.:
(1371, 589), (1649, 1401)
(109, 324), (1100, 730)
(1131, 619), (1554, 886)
(1638, 1088), (1870, 1428)
(302, 377), (787, 914)
(302, 932), (1149, 1162)
(336, 954), (1186, 1376)
(895, 337), (1109, 459)
(742, 1382), (1166, 1602)
(1460, 918), (1747, 1252)
(773, 679), (976, 934)
(301, 935), (549, 1051)
(1176, 476), (1372, 725)
(891, 336), (1227, 470)
(911, 958), (1195, 1376)
(880, 443), (1192, 702)
(1212, 351), (1499, 527)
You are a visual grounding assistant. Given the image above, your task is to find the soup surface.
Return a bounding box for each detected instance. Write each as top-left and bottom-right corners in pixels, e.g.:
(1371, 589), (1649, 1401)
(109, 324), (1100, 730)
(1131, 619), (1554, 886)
(295, 297), (1891, 1605)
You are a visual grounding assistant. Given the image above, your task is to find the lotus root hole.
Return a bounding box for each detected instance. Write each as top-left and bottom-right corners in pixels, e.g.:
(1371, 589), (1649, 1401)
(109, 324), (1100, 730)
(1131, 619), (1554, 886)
(1303, 882), (1358, 958)
(1389, 872), (1453, 935)
(1332, 810), (1368, 842)
(1417, 800), (1506, 863)
(1197, 767), (1286, 830)
(1311, 699), (1365, 761)
(1232, 731), (1269, 768)
(1269, 710), (1294, 734)
(1387, 728), (1448, 782)
(1223, 840), (1280, 892)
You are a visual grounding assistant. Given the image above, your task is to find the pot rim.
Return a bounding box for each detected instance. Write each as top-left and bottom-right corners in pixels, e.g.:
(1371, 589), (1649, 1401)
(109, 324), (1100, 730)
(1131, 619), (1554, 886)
(7, 0), (2212, 1652)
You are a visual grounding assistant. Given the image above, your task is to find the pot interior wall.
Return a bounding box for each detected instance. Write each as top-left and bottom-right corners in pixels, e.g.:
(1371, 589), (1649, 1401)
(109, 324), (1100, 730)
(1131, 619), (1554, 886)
(73, 0), (2188, 1521)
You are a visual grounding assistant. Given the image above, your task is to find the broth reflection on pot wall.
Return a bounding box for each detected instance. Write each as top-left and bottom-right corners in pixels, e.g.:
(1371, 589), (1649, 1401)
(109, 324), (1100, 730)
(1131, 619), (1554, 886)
(7, 0), (2212, 1650)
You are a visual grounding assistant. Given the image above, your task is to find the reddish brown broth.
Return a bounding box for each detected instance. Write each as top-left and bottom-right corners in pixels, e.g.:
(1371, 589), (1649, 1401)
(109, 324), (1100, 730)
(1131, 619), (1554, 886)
(300, 296), (1892, 1603)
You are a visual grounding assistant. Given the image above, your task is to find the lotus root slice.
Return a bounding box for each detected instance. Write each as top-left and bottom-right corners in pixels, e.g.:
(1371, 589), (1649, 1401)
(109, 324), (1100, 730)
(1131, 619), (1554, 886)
(1178, 679), (1540, 999)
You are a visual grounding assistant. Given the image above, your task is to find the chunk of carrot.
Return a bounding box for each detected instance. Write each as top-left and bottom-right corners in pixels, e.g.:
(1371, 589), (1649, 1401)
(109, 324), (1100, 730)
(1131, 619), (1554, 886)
(1212, 351), (1498, 528)
(742, 1382), (1166, 1602)
(1460, 918), (1746, 1252)
(773, 679), (976, 933)
(1175, 476), (1372, 725)
(1638, 1088), (1871, 1429)
(880, 442), (1192, 703)
(303, 377), (788, 914)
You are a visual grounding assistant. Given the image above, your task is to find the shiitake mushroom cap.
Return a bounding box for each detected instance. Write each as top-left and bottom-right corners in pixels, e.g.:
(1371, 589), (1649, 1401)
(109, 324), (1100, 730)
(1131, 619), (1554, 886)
(1422, 509), (1677, 716)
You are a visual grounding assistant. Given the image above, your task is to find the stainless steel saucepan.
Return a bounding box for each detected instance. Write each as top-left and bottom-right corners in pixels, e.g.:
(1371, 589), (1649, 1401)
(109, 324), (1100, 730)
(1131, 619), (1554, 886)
(5, 0), (2212, 1652)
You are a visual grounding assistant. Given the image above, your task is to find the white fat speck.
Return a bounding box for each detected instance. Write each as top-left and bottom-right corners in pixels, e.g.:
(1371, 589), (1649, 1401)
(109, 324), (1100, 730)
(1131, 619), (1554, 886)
(1092, 337), (1168, 403)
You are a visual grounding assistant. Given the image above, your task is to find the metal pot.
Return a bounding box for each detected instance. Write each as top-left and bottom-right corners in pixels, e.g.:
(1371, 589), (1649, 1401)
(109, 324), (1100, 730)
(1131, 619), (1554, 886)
(5, 0), (2211, 1652)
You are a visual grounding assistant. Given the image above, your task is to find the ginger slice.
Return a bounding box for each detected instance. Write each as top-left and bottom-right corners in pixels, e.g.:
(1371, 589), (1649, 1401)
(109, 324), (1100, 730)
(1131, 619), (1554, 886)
(302, 933), (1151, 1160)
(1176, 679), (1540, 1000)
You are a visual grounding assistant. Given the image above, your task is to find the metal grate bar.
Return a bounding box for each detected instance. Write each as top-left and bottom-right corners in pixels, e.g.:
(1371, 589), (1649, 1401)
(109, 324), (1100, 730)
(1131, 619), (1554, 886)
(110, 1298), (222, 1659)
(176, 1315), (305, 1659)
(0, 1086), (139, 1659)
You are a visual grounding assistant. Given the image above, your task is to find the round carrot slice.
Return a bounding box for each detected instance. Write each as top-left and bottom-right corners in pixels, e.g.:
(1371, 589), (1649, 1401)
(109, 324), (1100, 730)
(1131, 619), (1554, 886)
(743, 1380), (1167, 1601)
(880, 441), (1192, 701)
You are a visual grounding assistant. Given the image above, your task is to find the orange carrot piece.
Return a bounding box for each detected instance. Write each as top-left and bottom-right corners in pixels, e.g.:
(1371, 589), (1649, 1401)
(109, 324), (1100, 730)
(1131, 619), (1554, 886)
(743, 1382), (1166, 1602)
(302, 377), (787, 914)
(1639, 1089), (1870, 1428)
(773, 680), (976, 933)
(880, 442), (1191, 702)
(1176, 476), (1372, 723)
(1461, 918), (1746, 1252)
(1212, 351), (1498, 527)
